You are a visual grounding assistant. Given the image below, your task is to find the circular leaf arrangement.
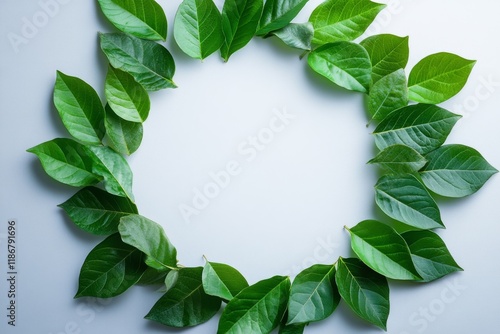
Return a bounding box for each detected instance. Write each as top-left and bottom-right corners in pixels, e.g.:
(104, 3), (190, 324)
(29, 0), (497, 333)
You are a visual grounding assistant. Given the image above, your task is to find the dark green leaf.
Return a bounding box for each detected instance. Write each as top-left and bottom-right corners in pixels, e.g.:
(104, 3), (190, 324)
(279, 320), (305, 334)
(271, 22), (314, 51)
(368, 145), (427, 174)
(367, 69), (408, 121)
(256, 0), (309, 36)
(202, 261), (249, 301)
(138, 267), (169, 285)
(105, 104), (143, 156)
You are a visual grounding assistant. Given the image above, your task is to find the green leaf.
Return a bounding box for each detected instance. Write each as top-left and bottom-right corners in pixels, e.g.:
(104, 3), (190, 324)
(408, 52), (476, 104)
(271, 22), (314, 51)
(174, 0), (224, 60)
(335, 257), (389, 330)
(372, 104), (461, 154)
(99, 32), (176, 91)
(97, 0), (167, 40)
(360, 34), (409, 84)
(53, 71), (105, 145)
(308, 41), (371, 93)
(218, 276), (290, 334)
(202, 261), (249, 301)
(75, 233), (146, 298)
(287, 264), (339, 325)
(137, 267), (169, 285)
(256, 0), (309, 36)
(87, 145), (135, 201)
(368, 145), (427, 174)
(221, 0), (263, 61)
(119, 214), (178, 270)
(27, 138), (101, 187)
(402, 230), (462, 282)
(309, 0), (386, 46)
(367, 69), (408, 121)
(58, 186), (137, 235)
(145, 267), (222, 327)
(420, 144), (498, 198)
(348, 220), (422, 280)
(375, 174), (443, 229)
(105, 105), (143, 156)
(279, 321), (305, 334)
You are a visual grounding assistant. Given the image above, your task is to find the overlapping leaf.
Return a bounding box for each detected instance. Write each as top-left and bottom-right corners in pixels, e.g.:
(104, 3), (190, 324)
(367, 69), (408, 121)
(257, 0), (309, 36)
(368, 145), (427, 174)
(202, 261), (249, 301)
(272, 22), (314, 51)
(105, 104), (143, 155)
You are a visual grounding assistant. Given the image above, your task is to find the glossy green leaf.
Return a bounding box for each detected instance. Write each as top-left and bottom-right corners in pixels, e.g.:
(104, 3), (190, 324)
(218, 276), (290, 334)
(54, 71), (105, 145)
(309, 0), (385, 46)
(75, 233), (146, 298)
(375, 174), (444, 229)
(372, 104), (461, 154)
(287, 264), (339, 325)
(99, 32), (176, 91)
(59, 186), (137, 235)
(368, 145), (427, 174)
(97, 0), (167, 40)
(137, 267), (169, 285)
(408, 52), (476, 104)
(308, 41), (371, 93)
(105, 105), (143, 156)
(272, 22), (314, 51)
(221, 0), (263, 61)
(360, 34), (409, 83)
(348, 220), (422, 280)
(335, 257), (389, 330)
(119, 214), (178, 270)
(402, 230), (462, 282)
(87, 145), (134, 201)
(146, 267), (222, 327)
(367, 69), (408, 121)
(279, 321), (305, 334)
(256, 0), (309, 36)
(27, 138), (101, 187)
(202, 261), (249, 301)
(420, 144), (498, 198)
(174, 0), (224, 60)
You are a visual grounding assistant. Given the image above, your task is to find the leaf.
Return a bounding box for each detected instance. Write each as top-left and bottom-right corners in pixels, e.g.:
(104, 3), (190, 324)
(119, 214), (178, 270)
(348, 220), (422, 280)
(75, 233), (146, 298)
(256, 0), (309, 36)
(202, 261), (249, 301)
(53, 71), (105, 145)
(137, 267), (169, 285)
(401, 230), (463, 282)
(174, 0), (224, 60)
(372, 104), (461, 154)
(420, 144), (498, 198)
(145, 267), (222, 327)
(105, 104), (144, 156)
(97, 0), (167, 40)
(218, 276), (290, 334)
(309, 0), (386, 46)
(99, 32), (176, 91)
(367, 69), (408, 121)
(221, 0), (263, 61)
(287, 264), (339, 325)
(335, 257), (389, 330)
(368, 145), (427, 174)
(375, 174), (443, 229)
(271, 22), (314, 51)
(59, 186), (137, 235)
(307, 41), (372, 93)
(105, 65), (150, 123)
(87, 145), (135, 201)
(279, 321), (305, 334)
(408, 52), (476, 104)
(27, 138), (101, 187)
(360, 34), (409, 83)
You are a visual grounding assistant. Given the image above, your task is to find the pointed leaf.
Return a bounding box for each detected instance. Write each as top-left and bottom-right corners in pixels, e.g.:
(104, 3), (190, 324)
(368, 145), (427, 174)
(202, 261), (249, 301)
(256, 0), (309, 36)
(271, 22), (314, 51)
(105, 105), (143, 156)
(367, 69), (408, 121)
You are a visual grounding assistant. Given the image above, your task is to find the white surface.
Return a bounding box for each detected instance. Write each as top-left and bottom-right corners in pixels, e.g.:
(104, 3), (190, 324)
(1, 0), (500, 333)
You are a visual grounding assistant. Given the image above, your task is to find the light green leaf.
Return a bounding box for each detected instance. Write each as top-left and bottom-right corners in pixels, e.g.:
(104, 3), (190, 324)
(218, 276), (290, 334)
(372, 104), (461, 154)
(256, 0), (309, 36)
(174, 0), (224, 60)
(375, 174), (444, 229)
(368, 145), (427, 174)
(272, 22), (314, 51)
(309, 0), (386, 46)
(53, 71), (105, 145)
(99, 32), (176, 91)
(367, 69), (408, 121)
(335, 257), (389, 330)
(408, 52), (476, 104)
(202, 261), (249, 301)
(308, 41), (372, 93)
(105, 105), (143, 156)
(97, 0), (167, 40)
(420, 144), (498, 198)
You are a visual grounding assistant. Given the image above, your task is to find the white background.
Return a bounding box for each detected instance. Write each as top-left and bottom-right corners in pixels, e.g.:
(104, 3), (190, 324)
(1, 0), (500, 333)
